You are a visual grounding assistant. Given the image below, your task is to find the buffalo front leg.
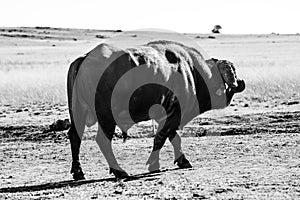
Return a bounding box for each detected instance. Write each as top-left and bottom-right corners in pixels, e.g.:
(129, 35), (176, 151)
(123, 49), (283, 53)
(68, 122), (85, 180)
(95, 125), (129, 178)
(168, 130), (192, 169)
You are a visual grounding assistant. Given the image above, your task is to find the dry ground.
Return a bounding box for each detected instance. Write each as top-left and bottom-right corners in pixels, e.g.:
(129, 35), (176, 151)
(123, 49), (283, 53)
(0, 27), (299, 199)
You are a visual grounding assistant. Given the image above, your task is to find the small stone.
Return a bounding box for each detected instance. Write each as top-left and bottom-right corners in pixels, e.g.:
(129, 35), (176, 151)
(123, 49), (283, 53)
(157, 180), (163, 185)
(114, 190), (122, 195)
(193, 193), (206, 199)
(287, 101), (299, 106)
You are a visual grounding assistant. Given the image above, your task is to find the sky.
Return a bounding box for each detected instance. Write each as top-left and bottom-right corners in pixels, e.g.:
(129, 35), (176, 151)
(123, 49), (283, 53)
(1, 0), (299, 34)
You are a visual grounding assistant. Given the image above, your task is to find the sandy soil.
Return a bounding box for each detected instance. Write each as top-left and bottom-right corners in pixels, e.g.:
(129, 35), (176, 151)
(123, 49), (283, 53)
(0, 27), (300, 199)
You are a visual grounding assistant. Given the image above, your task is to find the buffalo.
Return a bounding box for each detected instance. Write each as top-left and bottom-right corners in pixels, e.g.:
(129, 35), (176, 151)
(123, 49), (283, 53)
(67, 40), (245, 180)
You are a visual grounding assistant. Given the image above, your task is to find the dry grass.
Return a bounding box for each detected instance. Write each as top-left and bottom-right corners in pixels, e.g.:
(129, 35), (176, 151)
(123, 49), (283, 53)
(239, 65), (300, 102)
(0, 30), (96, 106)
(0, 67), (66, 105)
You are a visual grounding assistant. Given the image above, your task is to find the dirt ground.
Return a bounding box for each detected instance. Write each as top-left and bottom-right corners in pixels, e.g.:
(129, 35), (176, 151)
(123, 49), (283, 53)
(0, 27), (300, 199)
(1, 105), (299, 199)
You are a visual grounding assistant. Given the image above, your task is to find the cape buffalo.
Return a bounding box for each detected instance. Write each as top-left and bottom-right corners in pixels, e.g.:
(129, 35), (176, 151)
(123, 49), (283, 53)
(67, 40), (245, 180)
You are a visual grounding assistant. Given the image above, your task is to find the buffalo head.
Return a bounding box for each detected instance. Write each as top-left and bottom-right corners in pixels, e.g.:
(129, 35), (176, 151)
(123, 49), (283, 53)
(206, 58), (245, 107)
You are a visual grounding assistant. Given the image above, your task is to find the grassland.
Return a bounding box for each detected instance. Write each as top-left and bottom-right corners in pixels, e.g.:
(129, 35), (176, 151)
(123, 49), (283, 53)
(1, 28), (299, 108)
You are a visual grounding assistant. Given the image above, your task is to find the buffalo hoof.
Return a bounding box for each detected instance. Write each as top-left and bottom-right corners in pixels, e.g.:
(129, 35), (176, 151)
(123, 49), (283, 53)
(71, 162), (85, 180)
(109, 168), (130, 179)
(174, 155), (192, 169)
(147, 160), (160, 173)
(71, 168), (85, 180)
(72, 171), (85, 180)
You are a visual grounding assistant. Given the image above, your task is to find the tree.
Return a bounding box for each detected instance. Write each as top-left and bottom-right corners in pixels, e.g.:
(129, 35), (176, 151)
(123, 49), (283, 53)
(212, 25), (222, 34)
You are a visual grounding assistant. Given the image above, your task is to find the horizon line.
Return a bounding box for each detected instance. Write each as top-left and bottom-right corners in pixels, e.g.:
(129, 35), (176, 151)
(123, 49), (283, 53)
(0, 26), (299, 35)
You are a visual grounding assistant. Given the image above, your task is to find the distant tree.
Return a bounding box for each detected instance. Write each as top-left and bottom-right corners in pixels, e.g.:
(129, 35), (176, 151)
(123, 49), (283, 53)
(212, 25), (222, 33)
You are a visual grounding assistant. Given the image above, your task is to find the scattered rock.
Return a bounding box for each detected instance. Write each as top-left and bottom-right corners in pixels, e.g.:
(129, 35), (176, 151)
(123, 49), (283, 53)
(16, 109), (23, 113)
(157, 180), (163, 185)
(193, 193), (207, 199)
(281, 142), (289, 146)
(96, 34), (109, 39)
(287, 101), (299, 106)
(33, 112), (41, 115)
(113, 190), (122, 195)
(49, 119), (71, 132)
(244, 103), (249, 107)
(214, 188), (233, 194)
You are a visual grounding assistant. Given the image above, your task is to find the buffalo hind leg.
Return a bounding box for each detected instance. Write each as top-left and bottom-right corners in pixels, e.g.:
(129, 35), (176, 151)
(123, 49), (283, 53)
(168, 130), (192, 169)
(146, 123), (171, 172)
(146, 104), (181, 172)
(146, 126), (192, 172)
(68, 122), (85, 180)
(95, 125), (129, 178)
